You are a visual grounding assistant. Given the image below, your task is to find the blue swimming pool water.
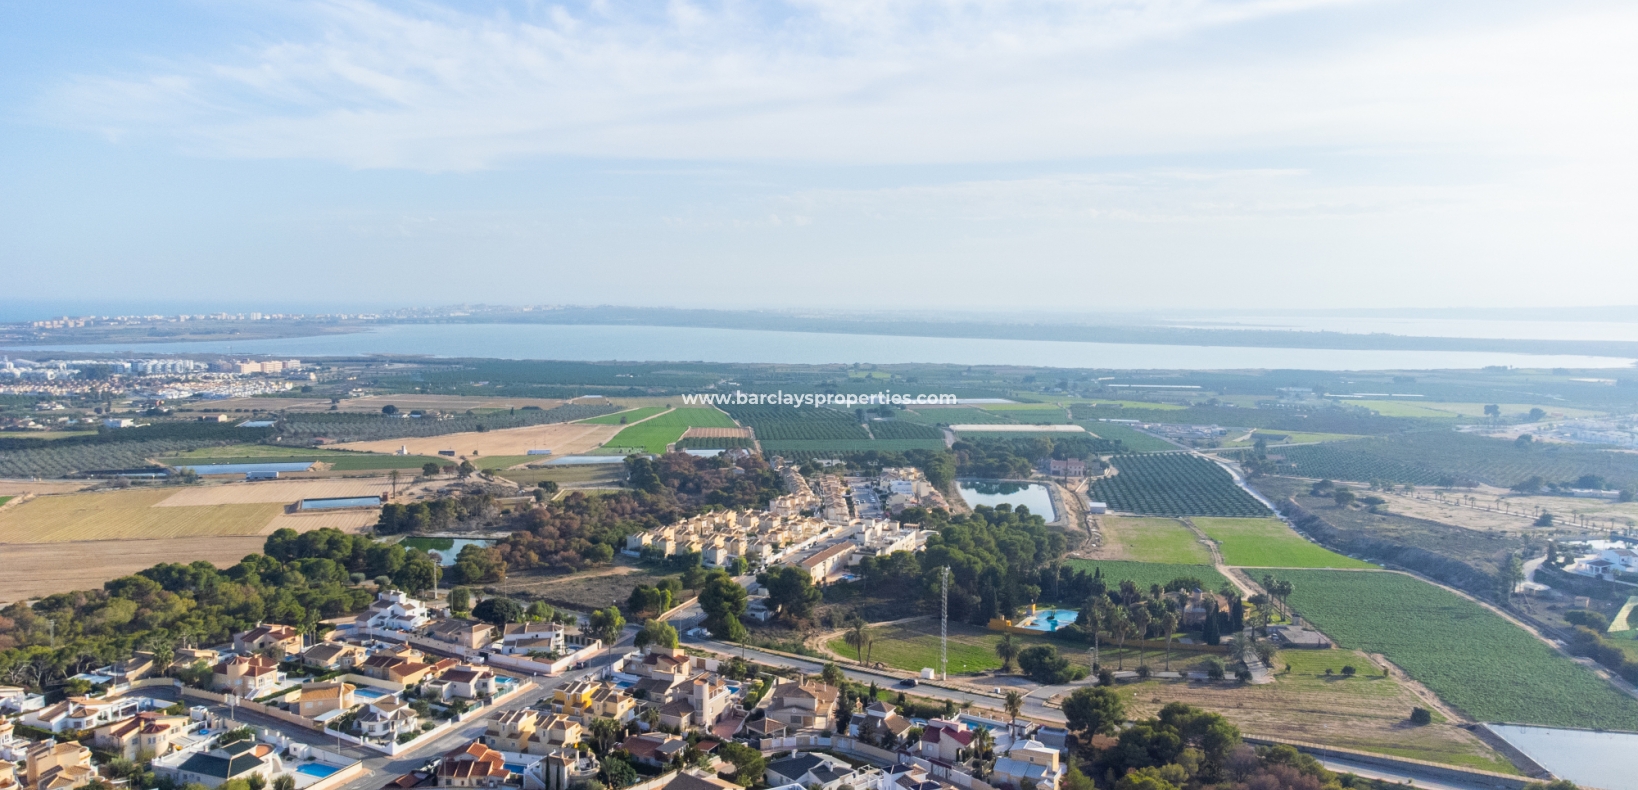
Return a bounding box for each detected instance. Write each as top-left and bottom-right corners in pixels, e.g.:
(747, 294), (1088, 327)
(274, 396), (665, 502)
(353, 686), (388, 699)
(300, 496), (383, 510)
(175, 461), (315, 475)
(297, 764), (339, 778)
(504, 763), (528, 774)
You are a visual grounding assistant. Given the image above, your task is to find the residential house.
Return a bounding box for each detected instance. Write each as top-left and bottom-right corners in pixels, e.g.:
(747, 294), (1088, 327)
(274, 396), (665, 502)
(0, 759), (13, 790)
(24, 696), (147, 734)
(172, 647), (221, 671)
(1041, 458), (1086, 477)
(301, 641), (366, 671)
(524, 747), (600, 790)
(436, 742), (511, 788)
(641, 772), (739, 790)
(233, 624), (305, 658)
(1181, 591), (1226, 629)
(0, 687), (44, 715)
(764, 753), (861, 790)
(104, 653), (156, 685)
(764, 680), (838, 733)
(166, 740), (278, 789)
(296, 681), (357, 719)
(92, 713), (189, 760)
(918, 719), (973, 763)
(363, 591), (433, 632)
(500, 622), (591, 656)
(485, 709), (541, 753)
(856, 701), (912, 745)
(358, 655), (440, 686)
(618, 733), (686, 768)
(991, 740), (1065, 790)
(21, 741), (97, 790)
(359, 700), (421, 740)
(743, 718), (786, 743)
(425, 620), (495, 652)
(437, 666), (497, 700)
(211, 655), (282, 697)
(528, 715), (582, 753)
(554, 680), (635, 724)
(798, 543), (854, 584)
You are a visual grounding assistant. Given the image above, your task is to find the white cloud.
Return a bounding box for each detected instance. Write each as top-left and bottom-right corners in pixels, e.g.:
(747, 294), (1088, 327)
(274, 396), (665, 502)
(46, 0), (1638, 172)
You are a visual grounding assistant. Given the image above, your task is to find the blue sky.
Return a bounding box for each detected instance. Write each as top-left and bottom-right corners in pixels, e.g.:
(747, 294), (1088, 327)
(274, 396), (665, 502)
(2, 0), (1636, 313)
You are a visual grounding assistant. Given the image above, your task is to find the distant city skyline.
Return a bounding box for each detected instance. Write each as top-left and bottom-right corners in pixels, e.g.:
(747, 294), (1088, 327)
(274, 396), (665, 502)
(2, 0), (1636, 310)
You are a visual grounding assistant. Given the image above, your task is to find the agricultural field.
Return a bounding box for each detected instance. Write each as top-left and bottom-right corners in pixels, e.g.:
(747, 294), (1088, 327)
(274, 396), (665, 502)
(1065, 399), (1187, 411)
(158, 449), (448, 471)
(1192, 517), (1375, 568)
(333, 420), (620, 458)
(0, 488), (285, 543)
(1259, 431), (1638, 489)
(1095, 517), (1213, 564)
(898, 407), (1014, 425)
(675, 437), (756, 451)
(607, 407), (739, 453)
(1090, 453), (1271, 517)
(276, 402), (619, 444)
(974, 405), (1071, 423)
(0, 421), (272, 478)
(153, 478), (392, 505)
(498, 463), (627, 489)
(1342, 401), (1600, 420)
(1062, 559), (1229, 593)
(196, 394), (569, 413)
(579, 406), (668, 425)
(0, 536), (270, 603)
(1119, 649), (1518, 773)
(1379, 488), (1638, 531)
(1080, 423), (1178, 453)
(0, 496), (11, 507)
(727, 404), (944, 455)
(1215, 429), (1363, 448)
(1278, 569), (1638, 729)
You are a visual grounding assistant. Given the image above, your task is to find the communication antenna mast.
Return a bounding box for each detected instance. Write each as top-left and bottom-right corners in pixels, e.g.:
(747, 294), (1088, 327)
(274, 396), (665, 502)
(940, 566), (950, 681)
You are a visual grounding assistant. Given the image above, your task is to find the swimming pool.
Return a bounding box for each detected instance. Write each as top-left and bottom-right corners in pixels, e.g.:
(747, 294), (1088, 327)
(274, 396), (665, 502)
(504, 763), (529, 774)
(353, 686), (389, 700)
(1017, 608), (1078, 632)
(296, 764), (339, 778)
(299, 496), (383, 510)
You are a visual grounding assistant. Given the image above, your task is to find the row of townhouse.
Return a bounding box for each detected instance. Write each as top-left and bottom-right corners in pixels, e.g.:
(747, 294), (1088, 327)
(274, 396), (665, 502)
(625, 510), (841, 569)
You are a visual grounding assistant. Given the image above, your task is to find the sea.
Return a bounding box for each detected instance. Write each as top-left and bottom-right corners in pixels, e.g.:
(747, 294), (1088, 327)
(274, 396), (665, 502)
(12, 322), (1635, 371)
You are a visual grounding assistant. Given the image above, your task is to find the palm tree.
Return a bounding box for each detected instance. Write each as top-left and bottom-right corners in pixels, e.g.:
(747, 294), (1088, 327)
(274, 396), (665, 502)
(1129, 605), (1151, 669)
(844, 619), (871, 664)
(1159, 612), (1178, 671)
(970, 725), (995, 774)
(994, 634), (1018, 674)
(1003, 691), (1023, 743)
(1107, 607), (1131, 670)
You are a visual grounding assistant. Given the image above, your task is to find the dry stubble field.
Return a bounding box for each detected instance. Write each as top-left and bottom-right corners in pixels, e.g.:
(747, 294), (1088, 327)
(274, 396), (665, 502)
(334, 421), (620, 458)
(0, 536), (272, 603)
(0, 488), (285, 543)
(198, 394), (568, 413)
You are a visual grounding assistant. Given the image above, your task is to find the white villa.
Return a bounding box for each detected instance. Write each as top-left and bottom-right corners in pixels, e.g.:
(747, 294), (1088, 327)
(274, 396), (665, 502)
(361, 590), (433, 632)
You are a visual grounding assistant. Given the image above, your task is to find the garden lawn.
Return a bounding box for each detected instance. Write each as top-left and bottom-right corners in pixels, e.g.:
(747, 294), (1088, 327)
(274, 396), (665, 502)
(1279, 569), (1638, 730)
(1063, 560), (1228, 593)
(1107, 517), (1212, 564)
(1193, 518), (1375, 569)
(830, 620), (1134, 676)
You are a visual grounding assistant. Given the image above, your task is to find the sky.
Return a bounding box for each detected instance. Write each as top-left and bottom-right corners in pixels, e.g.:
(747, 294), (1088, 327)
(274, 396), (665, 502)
(2, 0), (1637, 313)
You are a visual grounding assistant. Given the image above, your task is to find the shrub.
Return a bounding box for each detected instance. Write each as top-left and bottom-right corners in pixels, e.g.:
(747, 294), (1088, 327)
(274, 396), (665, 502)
(1341, 665), (1356, 677)
(1410, 707), (1433, 725)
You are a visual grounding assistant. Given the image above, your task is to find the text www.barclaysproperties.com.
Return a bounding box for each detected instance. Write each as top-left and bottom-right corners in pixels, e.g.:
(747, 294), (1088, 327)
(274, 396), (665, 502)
(681, 390), (959, 407)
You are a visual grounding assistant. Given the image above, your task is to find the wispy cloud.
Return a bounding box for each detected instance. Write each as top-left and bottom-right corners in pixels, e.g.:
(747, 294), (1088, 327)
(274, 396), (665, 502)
(49, 0), (1637, 172)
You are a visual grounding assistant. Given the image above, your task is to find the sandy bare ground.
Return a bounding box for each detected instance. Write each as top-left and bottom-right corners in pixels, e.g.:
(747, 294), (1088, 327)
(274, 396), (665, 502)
(0, 479), (96, 497)
(198, 394), (567, 413)
(1383, 489), (1638, 532)
(263, 509), (378, 534)
(156, 478), (395, 506)
(332, 422), (621, 457)
(682, 427), (753, 438)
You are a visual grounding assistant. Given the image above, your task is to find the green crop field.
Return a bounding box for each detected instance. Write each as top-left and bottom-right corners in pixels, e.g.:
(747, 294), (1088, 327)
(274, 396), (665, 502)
(579, 406), (667, 425)
(728, 404), (945, 455)
(1279, 570), (1638, 729)
(1192, 518), (1375, 568)
(1253, 430), (1638, 489)
(1082, 423), (1178, 453)
(606, 407), (738, 453)
(898, 407), (1013, 425)
(1090, 453), (1271, 517)
(1216, 430), (1363, 448)
(827, 619), (1137, 676)
(1063, 559), (1228, 593)
(1066, 399), (1187, 411)
(1106, 517), (1213, 564)
(0, 497), (11, 507)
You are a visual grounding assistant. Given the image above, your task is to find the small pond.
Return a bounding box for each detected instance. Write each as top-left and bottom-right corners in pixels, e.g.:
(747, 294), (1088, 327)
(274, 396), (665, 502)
(400, 537), (497, 566)
(958, 481), (1056, 520)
